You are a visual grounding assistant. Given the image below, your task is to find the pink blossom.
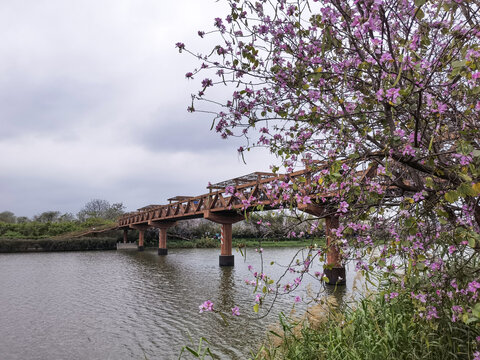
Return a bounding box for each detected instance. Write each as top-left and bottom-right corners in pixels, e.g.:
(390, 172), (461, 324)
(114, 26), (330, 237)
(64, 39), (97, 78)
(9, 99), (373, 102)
(199, 300), (214, 313)
(380, 53), (393, 63)
(467, 281), (480, 293)
(448, 245), (457, 254)
(385, 87), (401, 103)
(338, 201), (349, 213)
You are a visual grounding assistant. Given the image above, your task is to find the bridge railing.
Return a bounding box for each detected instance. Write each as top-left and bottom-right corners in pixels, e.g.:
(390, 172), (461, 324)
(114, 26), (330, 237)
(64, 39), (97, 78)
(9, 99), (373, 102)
(117, 162), (379, 227)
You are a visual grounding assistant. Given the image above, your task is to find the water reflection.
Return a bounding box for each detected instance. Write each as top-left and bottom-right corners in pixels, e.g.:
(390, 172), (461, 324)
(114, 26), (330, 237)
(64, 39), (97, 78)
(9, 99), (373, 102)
(219, 267), (235, 308)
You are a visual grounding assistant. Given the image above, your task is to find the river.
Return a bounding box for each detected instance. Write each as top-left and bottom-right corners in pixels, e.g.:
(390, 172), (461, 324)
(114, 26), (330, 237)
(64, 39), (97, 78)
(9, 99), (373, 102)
(0, 247), (360, 359)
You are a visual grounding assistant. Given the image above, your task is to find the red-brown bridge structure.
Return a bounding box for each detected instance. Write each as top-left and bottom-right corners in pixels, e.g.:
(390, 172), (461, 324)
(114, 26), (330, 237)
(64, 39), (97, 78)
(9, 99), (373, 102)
(117, 164), (378, 285)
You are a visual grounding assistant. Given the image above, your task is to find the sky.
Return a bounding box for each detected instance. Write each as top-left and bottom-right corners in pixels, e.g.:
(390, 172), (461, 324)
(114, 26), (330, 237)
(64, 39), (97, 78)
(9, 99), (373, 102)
(0, 0), (277, 217)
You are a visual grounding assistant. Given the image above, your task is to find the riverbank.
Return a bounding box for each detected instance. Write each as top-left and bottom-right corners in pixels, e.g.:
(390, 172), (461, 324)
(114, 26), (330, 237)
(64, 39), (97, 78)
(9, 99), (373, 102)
(0, 236), (318, 253)
(0, 237), (117, 253)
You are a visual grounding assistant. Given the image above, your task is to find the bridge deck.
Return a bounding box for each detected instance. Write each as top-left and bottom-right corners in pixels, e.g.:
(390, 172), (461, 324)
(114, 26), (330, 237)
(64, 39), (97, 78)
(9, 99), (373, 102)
(117, 164), (376, 228)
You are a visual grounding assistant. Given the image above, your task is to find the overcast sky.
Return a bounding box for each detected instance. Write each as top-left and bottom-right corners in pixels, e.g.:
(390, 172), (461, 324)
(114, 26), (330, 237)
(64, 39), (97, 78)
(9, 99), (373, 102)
(0, 0), (277, 217)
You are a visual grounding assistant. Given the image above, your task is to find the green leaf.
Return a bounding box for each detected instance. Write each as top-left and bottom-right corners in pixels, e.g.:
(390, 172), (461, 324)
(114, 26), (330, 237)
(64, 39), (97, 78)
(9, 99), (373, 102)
(473, 183), (480, 195)
(416, 8), (425, 20)
(458, 183), (476, 197)
(445, 191), (459, 203)
(465, 316), (478, 324)
(253, 304), (259, 313)
(184, 347), (199, 357)
(425, 177), (434, 188)
(459, 173), (472, 182)
(269, 330), (282, 338)
(416, 262), (426, 271)
(415, 0), (426, 6)
(469, 237), (476, 248)
(452, 60), (467, 68)
(473, 303), (480, 318)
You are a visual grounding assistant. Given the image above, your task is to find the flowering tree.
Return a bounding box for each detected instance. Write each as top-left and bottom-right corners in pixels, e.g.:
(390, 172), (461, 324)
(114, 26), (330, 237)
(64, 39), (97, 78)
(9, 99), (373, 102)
(178, 0), (480, 346)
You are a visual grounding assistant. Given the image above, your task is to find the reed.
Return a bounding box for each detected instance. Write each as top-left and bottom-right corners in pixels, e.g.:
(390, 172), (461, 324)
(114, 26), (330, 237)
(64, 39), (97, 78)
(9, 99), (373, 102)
(256, 292), (478, 360)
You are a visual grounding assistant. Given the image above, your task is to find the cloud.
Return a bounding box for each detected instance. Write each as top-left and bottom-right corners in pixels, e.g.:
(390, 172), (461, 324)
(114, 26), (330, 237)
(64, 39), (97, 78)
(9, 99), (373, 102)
(0, 0), (279, 217)
(0, 133), (276, 216)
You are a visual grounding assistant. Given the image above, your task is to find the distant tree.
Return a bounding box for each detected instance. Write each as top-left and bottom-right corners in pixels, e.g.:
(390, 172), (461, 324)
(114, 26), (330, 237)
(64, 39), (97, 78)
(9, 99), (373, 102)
(104, 203), (125, 221)
(58, 213), (76, 222)
(16, 216), (30, 224)
(0, 211), (16, 223)
(77, 199), (125, 222)
(34, 211), (61, 223)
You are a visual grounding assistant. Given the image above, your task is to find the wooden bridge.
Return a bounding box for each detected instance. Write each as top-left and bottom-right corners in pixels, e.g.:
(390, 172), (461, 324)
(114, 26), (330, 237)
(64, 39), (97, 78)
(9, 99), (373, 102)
(114, 163), (378, 285)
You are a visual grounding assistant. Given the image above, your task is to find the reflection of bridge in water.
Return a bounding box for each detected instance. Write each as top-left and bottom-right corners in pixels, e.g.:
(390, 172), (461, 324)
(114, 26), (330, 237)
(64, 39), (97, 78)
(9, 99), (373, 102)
(109, 164), (377, 285)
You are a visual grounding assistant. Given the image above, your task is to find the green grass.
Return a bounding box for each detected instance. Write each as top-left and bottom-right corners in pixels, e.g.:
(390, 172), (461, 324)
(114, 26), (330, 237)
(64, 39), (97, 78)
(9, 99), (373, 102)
(143, 237), (320, 249)
(233, 238), (320, 248)
(256, 293), (479, 360)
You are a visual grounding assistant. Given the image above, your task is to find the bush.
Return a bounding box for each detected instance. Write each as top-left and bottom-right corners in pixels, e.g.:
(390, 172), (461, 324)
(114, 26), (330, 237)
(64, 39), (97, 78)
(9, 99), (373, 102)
(0, 237), (117, 252)
(195, 237), (219, 248)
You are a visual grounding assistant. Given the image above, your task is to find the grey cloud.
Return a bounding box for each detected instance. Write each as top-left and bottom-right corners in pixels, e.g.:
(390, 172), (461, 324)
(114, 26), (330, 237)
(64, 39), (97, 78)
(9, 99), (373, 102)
(137, 108), (246, 153)
(0, 76), (112, 140)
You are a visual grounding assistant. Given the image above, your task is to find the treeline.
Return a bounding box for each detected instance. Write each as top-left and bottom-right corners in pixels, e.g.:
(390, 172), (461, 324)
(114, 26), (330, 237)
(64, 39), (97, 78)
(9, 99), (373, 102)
(0, 199), (124, 224)
(0, 199), (124, 239)
(0, 218), (115, 239)
(1, 200), (323, 241)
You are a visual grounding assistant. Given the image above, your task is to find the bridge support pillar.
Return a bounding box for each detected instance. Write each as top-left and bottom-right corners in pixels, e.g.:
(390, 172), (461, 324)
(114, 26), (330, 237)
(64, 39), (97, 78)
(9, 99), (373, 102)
(324, 215), (345, 286)
(204, 211), (244, 267)
(298, 204), (346, 286)
(123, 229), (128, 244)
(129, 225), (150, 251)
(138, 230), (145, 251)
(220, 223), (234, 266)
(149, 221), (176, 255)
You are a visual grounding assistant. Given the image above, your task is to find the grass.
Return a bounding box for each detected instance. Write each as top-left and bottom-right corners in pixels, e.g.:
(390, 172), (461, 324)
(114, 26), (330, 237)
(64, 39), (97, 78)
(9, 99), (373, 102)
(233, 238), (320, 248)
(142, 237), (320, 249)
(0, 236), (318, 253)
(256, 292), (479, 360)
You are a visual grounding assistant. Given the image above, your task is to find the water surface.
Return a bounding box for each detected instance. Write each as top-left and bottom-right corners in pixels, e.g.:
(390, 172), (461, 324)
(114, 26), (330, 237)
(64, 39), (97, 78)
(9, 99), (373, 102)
(0, 248), (358, 359)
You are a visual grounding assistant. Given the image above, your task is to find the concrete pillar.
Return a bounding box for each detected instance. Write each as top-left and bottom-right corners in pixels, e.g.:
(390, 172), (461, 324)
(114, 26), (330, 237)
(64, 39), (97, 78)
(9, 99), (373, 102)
(158, 228), (168, 255)
(203, 210), (244, 267)
(129, 224), (149, 251)
(219, 223), (234, 266)
(123, 229), (128, 244)
(138, 229), (145, 251)
(149, 221), (176, 255)
(324, 215), (345, 285)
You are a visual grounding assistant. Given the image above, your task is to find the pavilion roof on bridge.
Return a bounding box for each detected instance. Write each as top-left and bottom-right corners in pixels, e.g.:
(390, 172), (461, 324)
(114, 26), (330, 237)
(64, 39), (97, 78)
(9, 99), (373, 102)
(137, 204), (161, 211)
(167, 196), (193, 203)
(207, 171), (275, 190)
